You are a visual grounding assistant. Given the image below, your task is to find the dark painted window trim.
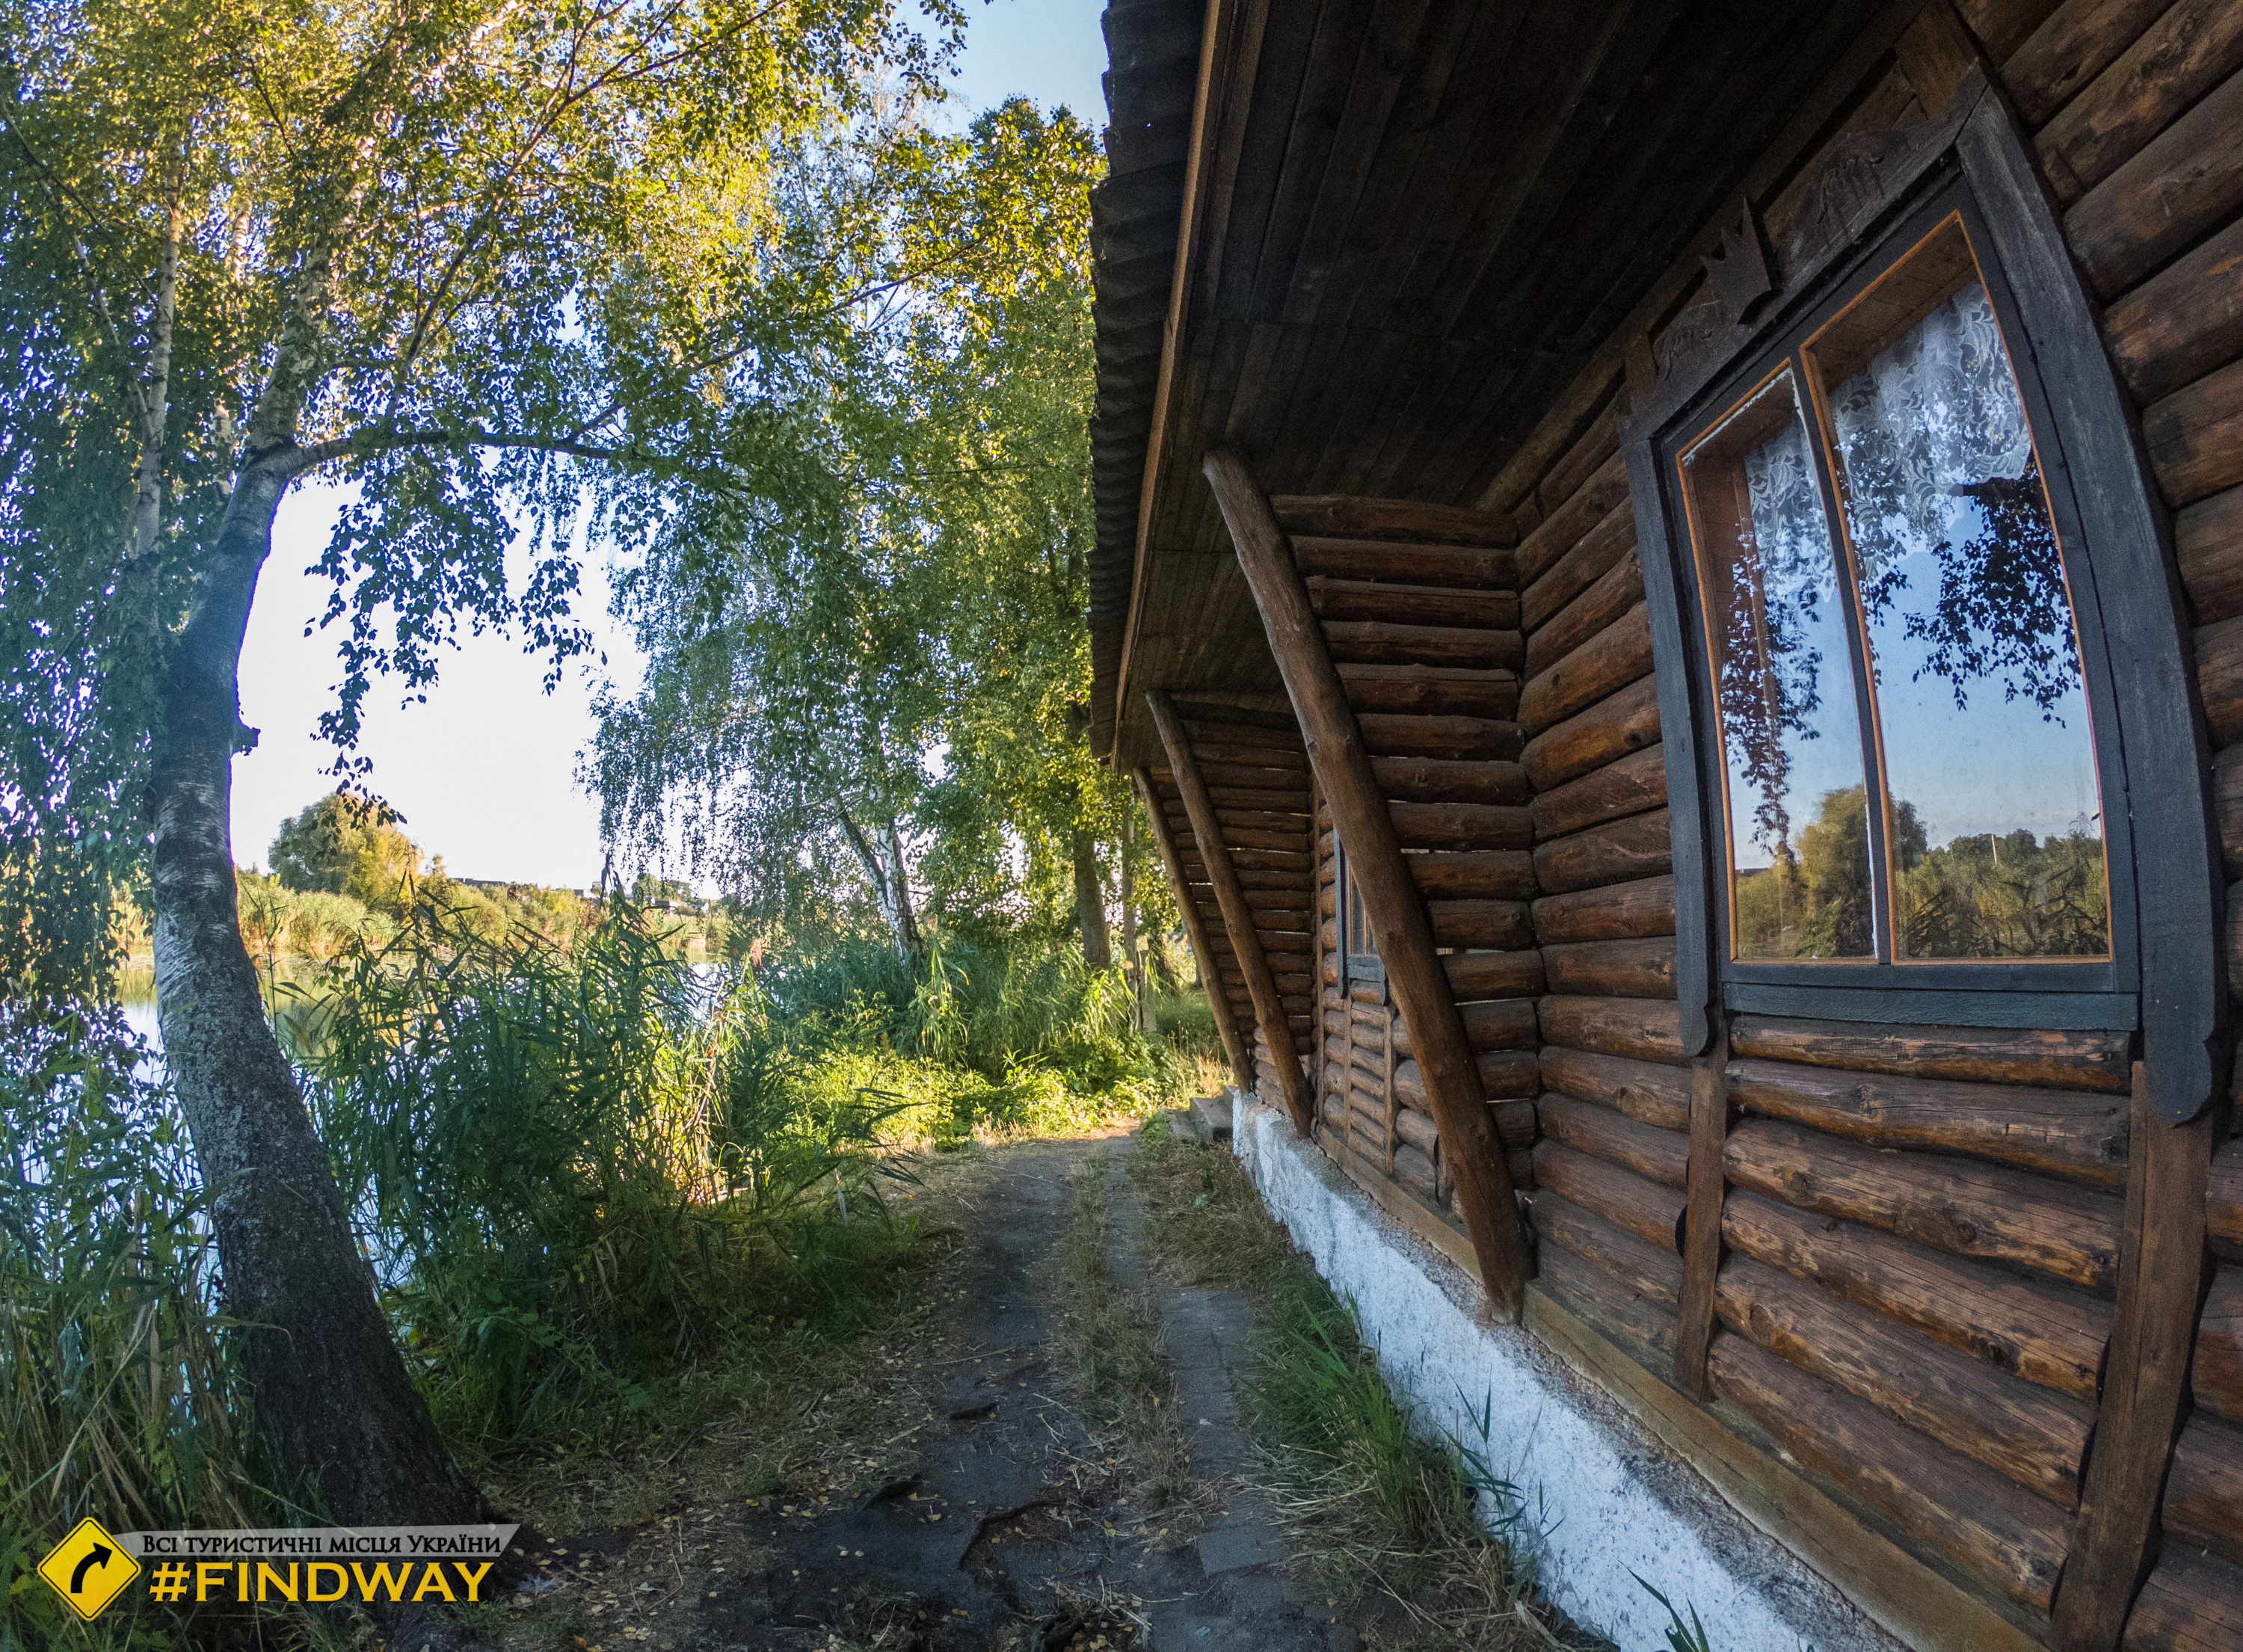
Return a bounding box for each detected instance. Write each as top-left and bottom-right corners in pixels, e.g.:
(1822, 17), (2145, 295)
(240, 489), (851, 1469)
(1617, 73), (2224, 1122)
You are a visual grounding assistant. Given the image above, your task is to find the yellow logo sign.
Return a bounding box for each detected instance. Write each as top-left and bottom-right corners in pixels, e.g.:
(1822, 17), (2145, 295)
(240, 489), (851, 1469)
(37, 1517), (139, 1621)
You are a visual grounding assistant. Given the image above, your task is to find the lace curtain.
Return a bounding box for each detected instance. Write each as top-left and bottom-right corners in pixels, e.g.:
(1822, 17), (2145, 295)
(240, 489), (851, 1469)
(1824, 281), (2032, 578)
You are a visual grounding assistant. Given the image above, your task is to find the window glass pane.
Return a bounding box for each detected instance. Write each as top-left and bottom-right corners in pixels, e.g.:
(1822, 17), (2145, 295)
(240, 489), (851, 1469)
(1681, 370), (1875, 959)
(1808, 220), (2109, 961)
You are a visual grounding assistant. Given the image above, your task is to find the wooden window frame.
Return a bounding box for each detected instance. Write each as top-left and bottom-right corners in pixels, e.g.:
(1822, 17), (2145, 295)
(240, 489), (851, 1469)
(1618, 73), (2224, 1124)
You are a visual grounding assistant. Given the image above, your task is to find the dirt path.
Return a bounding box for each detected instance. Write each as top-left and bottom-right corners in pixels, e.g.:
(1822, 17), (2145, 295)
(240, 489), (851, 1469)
(515, 1132), (1349, 1651)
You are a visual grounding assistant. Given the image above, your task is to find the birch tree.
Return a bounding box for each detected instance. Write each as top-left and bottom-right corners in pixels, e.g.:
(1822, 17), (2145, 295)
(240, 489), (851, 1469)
(0, 0), (954, 1631)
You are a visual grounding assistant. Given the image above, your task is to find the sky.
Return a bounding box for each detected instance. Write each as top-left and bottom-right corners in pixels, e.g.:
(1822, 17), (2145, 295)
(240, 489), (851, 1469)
(230, 1), (1109, 890)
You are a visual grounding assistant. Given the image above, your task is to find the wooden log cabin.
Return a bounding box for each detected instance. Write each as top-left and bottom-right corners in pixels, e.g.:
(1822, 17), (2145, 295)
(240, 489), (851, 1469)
(1089, 1), (2243, 1647)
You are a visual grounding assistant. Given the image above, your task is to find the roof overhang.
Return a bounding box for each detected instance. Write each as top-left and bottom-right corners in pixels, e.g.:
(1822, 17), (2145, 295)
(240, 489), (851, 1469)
(1088, 0), (1899, 766)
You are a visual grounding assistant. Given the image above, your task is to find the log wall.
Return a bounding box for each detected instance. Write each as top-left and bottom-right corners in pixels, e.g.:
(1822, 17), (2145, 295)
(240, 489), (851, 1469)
(1270, 496), (1545, 1242)
(1491, 4), (2243, 1639)
(1142, 703), (1317, 1084)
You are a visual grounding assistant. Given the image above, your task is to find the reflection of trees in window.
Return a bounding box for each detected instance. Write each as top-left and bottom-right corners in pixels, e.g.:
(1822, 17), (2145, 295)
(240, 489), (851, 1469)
(1717, 421), (1837, 863)
(1732, 786), (1879, 958)
(1892, 815), (2108, 958)
(1853, 460), (2079, 721)
(1824, 281), (2082, 725)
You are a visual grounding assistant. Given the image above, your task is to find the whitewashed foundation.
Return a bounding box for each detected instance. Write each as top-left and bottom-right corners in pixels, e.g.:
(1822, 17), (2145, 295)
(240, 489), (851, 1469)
(1229, 1094), (1904, 1652)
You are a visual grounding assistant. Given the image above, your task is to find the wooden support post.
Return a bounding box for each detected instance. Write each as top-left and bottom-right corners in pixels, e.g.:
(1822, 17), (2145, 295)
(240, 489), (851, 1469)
(2048, 1066), (2216, 1651)
(1133, 766), (1254, 1093)
(1674, 1016), (1731, 1399)
(1204, 445), (1532, 1318)
(1145, 698), (1316, 1135)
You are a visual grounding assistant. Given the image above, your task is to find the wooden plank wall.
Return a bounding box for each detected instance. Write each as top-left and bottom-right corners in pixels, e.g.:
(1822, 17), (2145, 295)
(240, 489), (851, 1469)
(1143, 704), (1317, 1080)
(1267, 496), (1544, 1235)
(1495, 2), (2243, 1635)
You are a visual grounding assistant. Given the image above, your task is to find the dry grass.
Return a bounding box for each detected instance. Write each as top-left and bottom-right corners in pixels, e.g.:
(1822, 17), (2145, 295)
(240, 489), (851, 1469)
(1128, 1121), (1613, 1652)
(1045, 1150), (1204, 1523)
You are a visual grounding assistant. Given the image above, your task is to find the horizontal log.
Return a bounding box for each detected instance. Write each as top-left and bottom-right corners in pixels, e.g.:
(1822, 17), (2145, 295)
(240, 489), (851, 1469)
(1398, 1097), (1534, 1155)
(1518, 604), (1653, 735)
(1716, 1254), (2092, 1505)
(1335, 662), (1519, 718)
(1393, 1050), (1539, 1106)
(2146, 356), (2243, 509)
(1537, 1094), (1688, 1187)
(1724, 1189), (2110, 1402)
(1521, 673), (1662, 793)
(1539, 994), (1684, 1064)
(1524, 497), (1636, 635)
(1517, 451), (1631, 585)
(1728, 1014), (2132, 1094)
(2213, 1139), (2243, 1251)
(2105, 215), (2243, 407)
(1172, 701), (1299, 734)
(1726, 1057), (2129, 1187)
(2164, 1414), (2243, 1568)
(1533, 875), (1676, 944)
(1189, 739), (1309, 771)
(1538, 1239), (1679, 1354)
(1307, 576), (1519, 630)
(1539, 1046), (1691, 1132)
(1324, 620), (1524, 671)
(1356, 712), (1523, 761)
(1442, 950), (1546, 1001)
(1530, 1141), (1686, 1251)
(2178, 483), (2243, 626)
(1408, 849), (1536, 899)
(1723, 1118), (2124, 1289)
(1271, 496), (1514, 550)
(1707, 1334), (2070, 1611)
(2221, 745), (2243, 885)
(1530, 1189), (1683, 1307)
(1530, 742), (1668, 842)
(1393, 1104), (1436, 1156)
(1370, 755), (1530, 805)
(2214, 630), (2243, 768)
(1390, 996), (1536, 1056)
(2120, 1545), (2243, 1651)
(2065, 64), (2243, 298)
(1201, 783), (1311, 813)
(2036, 0), (2243, 206)
(1207, 825), (1311, 854)
(1393, 1141), (1437, 1196)
(2198, 1266), (2243, 1422)
(1388, 801), (1533, 851)
(1161, 801), (1308, 836)
(1290, 536), (1515, 588)
(1542, 935), (1676, 1000)
(1529, 555), (1646, 688)
(1424, 899), (1535, 950)
(1533, 808), (1673, 896)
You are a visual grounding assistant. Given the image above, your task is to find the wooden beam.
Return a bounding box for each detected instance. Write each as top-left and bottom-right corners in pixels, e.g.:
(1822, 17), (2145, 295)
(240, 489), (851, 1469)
(1133, 766), (1253, 1092)
(2048, 1065), (2218, 1651)
(1145, 696), (1314, 1135)
(1674, 1016), (1731, 1399)
(1203, 446), (1531, 1318)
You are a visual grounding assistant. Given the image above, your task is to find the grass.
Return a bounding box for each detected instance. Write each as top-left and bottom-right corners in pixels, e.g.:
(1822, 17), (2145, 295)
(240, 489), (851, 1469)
(1046, 1153), (1201, 1522)
(1127, 1119), (1613, 1652)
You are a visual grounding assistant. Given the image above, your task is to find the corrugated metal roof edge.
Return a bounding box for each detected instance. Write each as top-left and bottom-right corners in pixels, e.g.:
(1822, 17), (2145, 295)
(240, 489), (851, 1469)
(1086, 0), (1204, 760)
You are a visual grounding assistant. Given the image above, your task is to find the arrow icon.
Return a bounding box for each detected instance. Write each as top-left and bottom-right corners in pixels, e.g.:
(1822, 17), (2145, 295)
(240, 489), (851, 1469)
(69, 1544), (111, 1593)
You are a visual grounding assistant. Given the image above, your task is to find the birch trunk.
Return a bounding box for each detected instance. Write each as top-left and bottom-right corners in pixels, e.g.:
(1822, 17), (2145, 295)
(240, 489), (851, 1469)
(149, 460), (490, 1643)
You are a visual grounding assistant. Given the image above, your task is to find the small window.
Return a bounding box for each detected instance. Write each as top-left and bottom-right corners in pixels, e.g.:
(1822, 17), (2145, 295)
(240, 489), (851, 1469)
(1676, 210), (2114, 973)
(1338, 846), (1382, 984)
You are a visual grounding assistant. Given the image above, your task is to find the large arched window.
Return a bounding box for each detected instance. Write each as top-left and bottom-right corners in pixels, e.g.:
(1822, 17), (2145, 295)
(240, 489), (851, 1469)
(1619, 83), (2221, 1121)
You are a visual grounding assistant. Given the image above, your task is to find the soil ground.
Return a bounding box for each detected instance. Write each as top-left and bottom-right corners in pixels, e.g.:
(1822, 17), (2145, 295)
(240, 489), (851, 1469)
(493, 1129), (1360, 1652)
